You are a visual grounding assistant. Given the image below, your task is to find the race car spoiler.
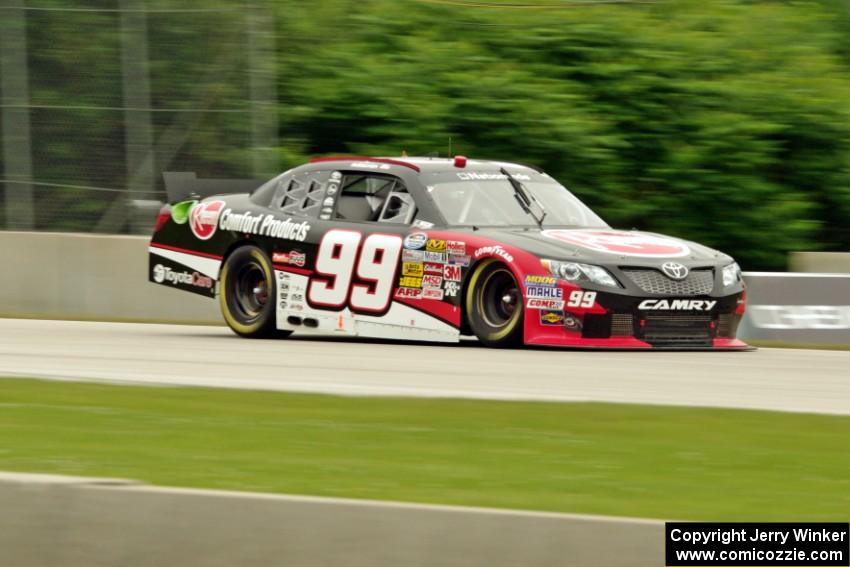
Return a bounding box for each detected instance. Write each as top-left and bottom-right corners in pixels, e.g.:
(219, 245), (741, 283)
(163, 172), (266, 203)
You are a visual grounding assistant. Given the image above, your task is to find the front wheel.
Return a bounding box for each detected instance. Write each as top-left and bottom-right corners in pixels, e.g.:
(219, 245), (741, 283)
(465, 259), (524, 347)
(219, 246), (290, 339)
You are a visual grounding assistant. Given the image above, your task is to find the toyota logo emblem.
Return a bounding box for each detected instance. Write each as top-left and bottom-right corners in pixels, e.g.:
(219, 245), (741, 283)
(661, 262), (689, 280)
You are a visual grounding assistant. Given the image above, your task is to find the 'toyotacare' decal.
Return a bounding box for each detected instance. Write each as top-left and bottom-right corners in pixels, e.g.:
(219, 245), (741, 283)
(189, 200), (226, 240)
(541, 229), (690, 258)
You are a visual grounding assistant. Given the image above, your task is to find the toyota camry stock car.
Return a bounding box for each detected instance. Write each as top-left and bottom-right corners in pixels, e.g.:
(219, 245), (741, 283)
(148, 156), (748, 349)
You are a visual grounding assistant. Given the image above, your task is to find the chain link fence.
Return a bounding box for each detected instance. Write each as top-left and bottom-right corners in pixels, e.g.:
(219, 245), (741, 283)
(0, 1), (277, 234)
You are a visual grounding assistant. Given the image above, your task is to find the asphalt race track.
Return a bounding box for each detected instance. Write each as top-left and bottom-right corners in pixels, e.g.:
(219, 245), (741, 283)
(1, 318), (849, 415)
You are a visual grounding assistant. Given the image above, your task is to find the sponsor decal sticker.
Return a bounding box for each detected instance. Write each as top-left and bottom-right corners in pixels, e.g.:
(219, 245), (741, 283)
(402, 262), (424, 277)
(272, 250), (306, 267)
(541, 230), (690, 258)
(526, 286), (563, 299)
(448, 254), (471, 267)
(218, 209), (310, 242)
(422, 288), (444, 300)
(446, 240), (466, 255)
(402, 249), (424, 262)
(404, 232), (428, 250)
(399, 276), (423, 288)
(443, 265), (461, 282)
(426, 239), (447, 252)
(527, 298), (565, 310)
(423, 251), (448, 263)
(424, 262), (444, 274)
(189, 200), (226, 240)
(170, 200), (197, 225)
(457, 171), (530, 181)
(443, 281), (459, 297)
(351, 161), (391, 170)
(473, 245), (514, 263)
(152, 264), (213, 289)
(540, 311), (565, 326)
(525, 275), (557, 286)
(395, 287), (422, 299)
(638, 299), (717, 311)
(422, 274), (443, 289)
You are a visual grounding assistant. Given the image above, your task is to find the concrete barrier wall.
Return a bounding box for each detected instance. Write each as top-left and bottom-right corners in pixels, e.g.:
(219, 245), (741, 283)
(789, 251), (850, 274)
(0, 472), (663, 567)
(0, 231), (220, 323)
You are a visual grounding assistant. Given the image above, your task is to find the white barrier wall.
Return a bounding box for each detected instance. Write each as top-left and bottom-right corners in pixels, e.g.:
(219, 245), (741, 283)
(0, 231), (220, 323)
(0, 472), (663, 567)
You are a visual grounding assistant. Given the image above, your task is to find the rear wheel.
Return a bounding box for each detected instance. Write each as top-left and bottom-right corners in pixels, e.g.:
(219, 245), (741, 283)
(465, 259), (524, 347)
(219, 246), (290, 339)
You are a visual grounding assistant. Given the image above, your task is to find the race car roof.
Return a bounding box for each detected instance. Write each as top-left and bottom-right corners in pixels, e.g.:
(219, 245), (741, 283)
(307, 155), (540, 174)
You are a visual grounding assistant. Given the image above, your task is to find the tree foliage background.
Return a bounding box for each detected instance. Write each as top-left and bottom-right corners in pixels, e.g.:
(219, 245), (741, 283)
(3, 0), (850, 270)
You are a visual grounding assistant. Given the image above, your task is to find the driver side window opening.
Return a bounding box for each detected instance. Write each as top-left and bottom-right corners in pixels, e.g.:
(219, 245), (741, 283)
(335, 174), (415, 224)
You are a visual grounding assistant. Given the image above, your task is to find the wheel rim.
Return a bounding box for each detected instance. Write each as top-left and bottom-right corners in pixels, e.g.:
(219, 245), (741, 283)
(231, 260), (269, 320)
(478, 268), (520, 329)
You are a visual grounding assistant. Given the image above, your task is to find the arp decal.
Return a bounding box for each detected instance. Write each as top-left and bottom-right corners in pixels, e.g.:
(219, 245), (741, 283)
(395, 287), (422, 299)
(189, 200), (226, 240)
(540, 230), (690, 258)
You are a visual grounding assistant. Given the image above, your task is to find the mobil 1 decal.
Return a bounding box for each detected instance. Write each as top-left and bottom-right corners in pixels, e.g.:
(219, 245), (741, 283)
(307, 229), (403, 315)
(149, 255), (215, 298)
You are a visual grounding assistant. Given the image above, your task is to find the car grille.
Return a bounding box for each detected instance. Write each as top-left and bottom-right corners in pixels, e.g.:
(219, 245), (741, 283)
(716, 313), (735, 338)
(641, 313), (712, 347)
(622, 268), (714, 296)
(611, 313), (634, 336)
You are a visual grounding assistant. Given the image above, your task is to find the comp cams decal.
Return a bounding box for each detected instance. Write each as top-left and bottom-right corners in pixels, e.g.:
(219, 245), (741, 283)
(541, 230), (690, 258)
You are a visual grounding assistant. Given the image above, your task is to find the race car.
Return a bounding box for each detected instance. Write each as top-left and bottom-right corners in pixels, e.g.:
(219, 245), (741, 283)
(149, 156), (748, 349)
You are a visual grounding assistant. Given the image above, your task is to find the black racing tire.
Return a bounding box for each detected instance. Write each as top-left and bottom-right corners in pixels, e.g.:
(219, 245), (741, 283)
(219, 246), (291, 339)
(465, 259), (524, 348)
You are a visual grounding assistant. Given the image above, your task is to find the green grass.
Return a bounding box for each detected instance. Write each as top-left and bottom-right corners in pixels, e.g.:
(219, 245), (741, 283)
(1, 378), (849, 521)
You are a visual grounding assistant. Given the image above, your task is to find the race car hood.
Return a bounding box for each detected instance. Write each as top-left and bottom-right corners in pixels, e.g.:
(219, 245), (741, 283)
(473, 228), (733, 268)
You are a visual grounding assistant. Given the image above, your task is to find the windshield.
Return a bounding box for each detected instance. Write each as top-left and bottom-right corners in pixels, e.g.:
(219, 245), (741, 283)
(426, 173), (608, 228)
